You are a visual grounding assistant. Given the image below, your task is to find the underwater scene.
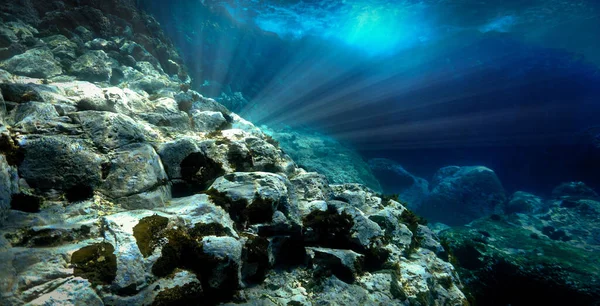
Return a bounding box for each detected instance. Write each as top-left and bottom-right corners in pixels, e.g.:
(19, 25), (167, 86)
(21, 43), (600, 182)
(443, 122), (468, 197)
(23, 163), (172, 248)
(0, 0), (599, 305)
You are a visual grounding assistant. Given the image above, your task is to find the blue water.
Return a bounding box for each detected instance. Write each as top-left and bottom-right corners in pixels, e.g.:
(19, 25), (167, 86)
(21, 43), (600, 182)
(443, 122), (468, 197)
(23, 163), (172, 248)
(139, 0), (600, 196)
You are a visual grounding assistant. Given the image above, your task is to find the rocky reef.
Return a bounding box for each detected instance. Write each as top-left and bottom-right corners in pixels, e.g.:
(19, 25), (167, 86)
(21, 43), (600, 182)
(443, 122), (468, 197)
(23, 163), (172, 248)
(439, 181), (600, 305)
(0, 1), (468, 305)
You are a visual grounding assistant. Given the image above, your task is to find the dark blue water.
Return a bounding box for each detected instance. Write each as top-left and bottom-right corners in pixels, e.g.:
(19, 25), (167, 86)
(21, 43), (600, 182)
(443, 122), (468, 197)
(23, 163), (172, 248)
(138, 0), (600, 196)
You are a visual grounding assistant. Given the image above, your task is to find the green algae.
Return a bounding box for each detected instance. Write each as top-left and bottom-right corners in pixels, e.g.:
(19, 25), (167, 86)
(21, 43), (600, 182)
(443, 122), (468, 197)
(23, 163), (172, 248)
(205, 188), (275, 227)
(71, 242), (117, 285)
(133, 215), (169, 257)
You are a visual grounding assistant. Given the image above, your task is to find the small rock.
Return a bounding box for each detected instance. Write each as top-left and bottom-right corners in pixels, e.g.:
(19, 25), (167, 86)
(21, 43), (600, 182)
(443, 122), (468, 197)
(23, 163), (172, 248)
(191, 110), (227, 132)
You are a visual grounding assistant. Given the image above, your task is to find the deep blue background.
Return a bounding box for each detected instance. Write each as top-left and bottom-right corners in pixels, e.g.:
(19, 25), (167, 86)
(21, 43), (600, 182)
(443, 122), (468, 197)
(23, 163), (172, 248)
(138, 0), (600, 196)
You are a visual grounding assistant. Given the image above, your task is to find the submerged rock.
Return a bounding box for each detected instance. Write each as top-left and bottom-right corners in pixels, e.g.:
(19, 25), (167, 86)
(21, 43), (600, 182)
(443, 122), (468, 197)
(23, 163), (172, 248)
(368, 158), (429, 210)
(0, 4), (468, 305)
(264, 127), (382, 193)
(505, 191), (545, 214)
(0, 48), (62, 78)
(420, 165), (506, 225)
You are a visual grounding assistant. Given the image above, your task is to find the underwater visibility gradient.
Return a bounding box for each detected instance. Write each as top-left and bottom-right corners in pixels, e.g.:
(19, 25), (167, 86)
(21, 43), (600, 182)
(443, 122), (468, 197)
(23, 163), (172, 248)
(0, 0), (599, 305)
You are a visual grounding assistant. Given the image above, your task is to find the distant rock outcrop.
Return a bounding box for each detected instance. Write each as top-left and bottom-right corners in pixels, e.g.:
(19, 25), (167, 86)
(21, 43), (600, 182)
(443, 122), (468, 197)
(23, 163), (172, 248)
(440, 183), (600, 305)
(420, 165), (506, 226)
(368, 158), (429, 210)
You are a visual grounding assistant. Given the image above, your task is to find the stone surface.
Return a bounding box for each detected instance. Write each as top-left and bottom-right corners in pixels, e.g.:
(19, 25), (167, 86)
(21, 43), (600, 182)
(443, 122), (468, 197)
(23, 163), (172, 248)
(0, 48), (62, 78)
(420, 165), (506, 225)
(75, 111), (150, 152)
(0, 155), (18, 224)
(191, 110), (227, 132)
(71, 50), (113, 82)
(17, 135), (104, 191)
(100, 143), (169, 202)
(505, 191), (545, 214)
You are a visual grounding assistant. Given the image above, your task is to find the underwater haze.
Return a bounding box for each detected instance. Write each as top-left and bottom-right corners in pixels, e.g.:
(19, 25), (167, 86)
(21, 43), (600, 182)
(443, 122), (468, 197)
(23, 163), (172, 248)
(1, 0), (600, 305)
(140, 0), (600, 194)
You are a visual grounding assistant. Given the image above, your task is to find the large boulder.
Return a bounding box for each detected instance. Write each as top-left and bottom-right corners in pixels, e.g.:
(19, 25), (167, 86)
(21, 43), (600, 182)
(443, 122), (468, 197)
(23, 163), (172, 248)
(99, 143), (170, 209)
(0, 48), (62, 78)
(207, 172), (291, 227)
(74, 111), (151, 152)
(420, 166), (506, 225)
(17, 135), (104, 194)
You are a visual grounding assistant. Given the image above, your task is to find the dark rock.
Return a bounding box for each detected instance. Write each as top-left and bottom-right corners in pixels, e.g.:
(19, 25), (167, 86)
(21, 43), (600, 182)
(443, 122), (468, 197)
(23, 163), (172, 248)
(368, 158), (429, 210)
(0, 154), (18, 222)
(420, 166), (506, 225)
(441, 216), (600, 306)
(99, 143), (169, 207)
(552, 181), (598, 200)
(505, 191), (545, 214)
(18, 135), (104, 191)
(306, 247), (364, 284)
(0, 83), (45, 103)
(75, 111), (147, 152)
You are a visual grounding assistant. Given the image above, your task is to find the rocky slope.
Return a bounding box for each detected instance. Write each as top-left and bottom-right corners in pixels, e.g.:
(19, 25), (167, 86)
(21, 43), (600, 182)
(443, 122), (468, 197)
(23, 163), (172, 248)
(0, 1), (468, 305)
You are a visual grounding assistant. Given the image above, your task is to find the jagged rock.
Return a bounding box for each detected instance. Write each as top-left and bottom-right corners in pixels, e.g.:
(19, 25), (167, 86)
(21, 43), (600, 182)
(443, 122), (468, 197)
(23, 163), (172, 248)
(306, 247), (364, 283)
(505, 191), (545, 214)
(0, 48), (62, 78)
(138, 97), (189, 129)
(0, 155), (18, 224)
(42, 35), (78, 61)
(17, 135), (104, 192)
(100, 143), (169, 206)
(551, 181), (598, 199)
(368, 200), (413, 250)
(290, 171), (332, 210)
(161, 194), (237, 237)
(330, 183), (383, 215)
(126, 61), (177, 94)
(85, 38), (118, 51)
(75, 110), (150, 152)
(191, 110), (227, 132)
(421, 166), (506, 225)
(208, 172), (290, 226)
(71, 50), (113, 82)
(12, 102), (60, 133)
(244, 136), (294, 174)
(264, 127), (382, 192)
(368, 158), (429, 210)
(0, 82), (45, 103)
(201, 236), (243, 290)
